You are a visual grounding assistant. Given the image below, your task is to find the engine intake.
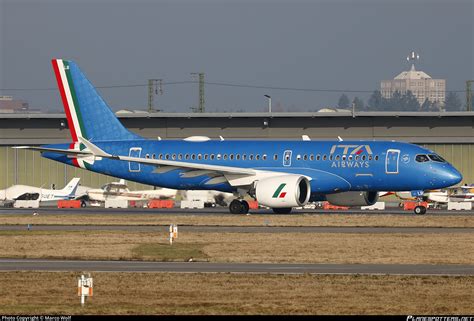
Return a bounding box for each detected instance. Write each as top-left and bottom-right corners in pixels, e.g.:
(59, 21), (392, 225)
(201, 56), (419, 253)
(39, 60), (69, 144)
(255, 175), (311, 208)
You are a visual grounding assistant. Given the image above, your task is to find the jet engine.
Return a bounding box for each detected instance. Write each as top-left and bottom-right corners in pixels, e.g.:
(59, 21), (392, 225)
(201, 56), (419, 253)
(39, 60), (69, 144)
(255, 175), (311, 208)
(325, 191), (378, 207)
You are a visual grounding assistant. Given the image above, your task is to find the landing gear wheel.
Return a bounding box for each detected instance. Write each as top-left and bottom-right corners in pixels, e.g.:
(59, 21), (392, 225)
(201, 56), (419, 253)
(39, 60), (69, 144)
(414, 205), (427, 215)
(81, 201), (87, 208)
(241, 200), (249, 214)
(272, 207), (292, 214)
(229, 200), (243, 214)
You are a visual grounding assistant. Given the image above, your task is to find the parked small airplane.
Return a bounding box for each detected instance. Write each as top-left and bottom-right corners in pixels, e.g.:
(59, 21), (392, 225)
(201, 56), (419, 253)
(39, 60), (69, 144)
(15, 59), (463, 215)
(0, 178), (81, 203)
(383, 185), (474, 205)
(86, 179), (177, 202)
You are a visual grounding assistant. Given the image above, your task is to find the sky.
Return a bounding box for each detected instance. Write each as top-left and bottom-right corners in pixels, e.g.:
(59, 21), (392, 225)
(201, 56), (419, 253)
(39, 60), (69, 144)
(0, 0), (473, 113)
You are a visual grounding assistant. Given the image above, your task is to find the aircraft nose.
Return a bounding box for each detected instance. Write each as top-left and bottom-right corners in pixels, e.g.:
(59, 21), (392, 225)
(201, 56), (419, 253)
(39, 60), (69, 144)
(444, 167), (462, 186)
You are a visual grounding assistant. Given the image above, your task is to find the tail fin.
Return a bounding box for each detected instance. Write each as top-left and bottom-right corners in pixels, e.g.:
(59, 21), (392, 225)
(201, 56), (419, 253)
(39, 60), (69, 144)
(51, 59), (142, 142)
(60, 178), (81, 197)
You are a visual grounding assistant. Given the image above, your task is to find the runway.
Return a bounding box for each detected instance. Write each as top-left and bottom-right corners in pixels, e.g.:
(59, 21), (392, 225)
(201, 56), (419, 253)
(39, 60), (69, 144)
(1, 207), (473, 216)
(0, 224), (472, 234)
(0, 258), (472, 275)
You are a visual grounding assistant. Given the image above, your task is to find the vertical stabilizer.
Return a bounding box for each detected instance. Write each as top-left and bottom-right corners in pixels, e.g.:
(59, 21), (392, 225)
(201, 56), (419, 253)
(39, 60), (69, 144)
(51, 59), (142, 142)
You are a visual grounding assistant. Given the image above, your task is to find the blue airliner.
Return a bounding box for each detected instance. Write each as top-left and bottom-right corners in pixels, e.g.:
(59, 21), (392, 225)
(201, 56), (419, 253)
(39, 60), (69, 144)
(17, 59), (462, 214)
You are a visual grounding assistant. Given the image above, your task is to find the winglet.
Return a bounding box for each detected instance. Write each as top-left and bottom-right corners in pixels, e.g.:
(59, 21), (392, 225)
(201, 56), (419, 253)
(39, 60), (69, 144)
(78, 137), (110, 157)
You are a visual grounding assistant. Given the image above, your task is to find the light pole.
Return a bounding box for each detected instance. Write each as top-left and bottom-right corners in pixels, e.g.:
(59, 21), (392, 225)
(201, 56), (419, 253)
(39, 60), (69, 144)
(264, 95), (271, 113)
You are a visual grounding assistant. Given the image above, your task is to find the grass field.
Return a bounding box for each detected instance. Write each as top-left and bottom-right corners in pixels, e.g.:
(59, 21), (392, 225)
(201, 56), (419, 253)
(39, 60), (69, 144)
(0, 230), (472, 264)
(0, 213), (473, 227)
(0, 272), (472, 315)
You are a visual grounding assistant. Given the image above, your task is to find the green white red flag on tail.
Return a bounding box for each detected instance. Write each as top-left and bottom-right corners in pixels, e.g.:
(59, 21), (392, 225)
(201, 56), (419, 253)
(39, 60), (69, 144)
(51, 59), (90, 169)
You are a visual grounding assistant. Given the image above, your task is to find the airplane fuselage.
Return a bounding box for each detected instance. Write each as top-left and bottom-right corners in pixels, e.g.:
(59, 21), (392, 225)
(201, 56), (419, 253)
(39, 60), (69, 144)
(43, 139), (461, 202)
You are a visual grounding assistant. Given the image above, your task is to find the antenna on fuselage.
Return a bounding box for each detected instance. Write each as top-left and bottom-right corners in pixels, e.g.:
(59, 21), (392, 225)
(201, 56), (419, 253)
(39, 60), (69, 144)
(219, 136), (225, 141)
(157, 136), (162, 141)
(338, 136), (343, 142)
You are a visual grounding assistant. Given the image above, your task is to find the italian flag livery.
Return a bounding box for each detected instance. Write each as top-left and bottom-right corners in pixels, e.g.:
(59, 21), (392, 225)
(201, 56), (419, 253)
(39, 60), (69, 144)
(52, 59), (87, 142)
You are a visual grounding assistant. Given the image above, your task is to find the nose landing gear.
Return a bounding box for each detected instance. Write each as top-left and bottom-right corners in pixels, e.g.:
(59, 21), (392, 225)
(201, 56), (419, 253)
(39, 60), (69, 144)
(229, 199), (250, 214)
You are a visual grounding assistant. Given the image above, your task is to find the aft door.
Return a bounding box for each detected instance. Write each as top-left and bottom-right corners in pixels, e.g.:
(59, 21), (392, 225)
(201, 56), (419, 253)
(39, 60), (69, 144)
(385, 149), (400, 174)
(129, 147), (142, 172)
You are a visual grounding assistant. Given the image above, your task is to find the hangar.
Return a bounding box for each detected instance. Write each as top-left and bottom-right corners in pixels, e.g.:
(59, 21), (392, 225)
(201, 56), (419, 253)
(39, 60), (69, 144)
(1, 111), (473, 189)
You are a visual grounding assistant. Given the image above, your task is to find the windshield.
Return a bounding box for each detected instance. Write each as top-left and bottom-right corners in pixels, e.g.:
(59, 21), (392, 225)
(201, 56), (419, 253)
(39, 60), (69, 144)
(428, 154), (446, 163)
(415, 154), (429, 163)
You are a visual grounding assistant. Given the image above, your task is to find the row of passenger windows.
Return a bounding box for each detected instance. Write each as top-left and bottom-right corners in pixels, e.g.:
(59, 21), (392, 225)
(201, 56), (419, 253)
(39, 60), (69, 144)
(143, 153), (380, 162)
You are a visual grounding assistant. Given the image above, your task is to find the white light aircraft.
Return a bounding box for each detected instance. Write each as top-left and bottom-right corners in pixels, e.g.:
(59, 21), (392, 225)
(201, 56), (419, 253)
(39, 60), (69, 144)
(0, 178), (81, 203)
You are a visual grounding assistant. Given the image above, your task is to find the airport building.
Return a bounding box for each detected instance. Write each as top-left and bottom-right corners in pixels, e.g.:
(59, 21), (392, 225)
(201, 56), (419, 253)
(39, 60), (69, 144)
(0, 111), (473, 189)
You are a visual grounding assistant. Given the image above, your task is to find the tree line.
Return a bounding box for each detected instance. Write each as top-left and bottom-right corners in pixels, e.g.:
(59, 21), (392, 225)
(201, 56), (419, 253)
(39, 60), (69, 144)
(336, 91), (466, 112)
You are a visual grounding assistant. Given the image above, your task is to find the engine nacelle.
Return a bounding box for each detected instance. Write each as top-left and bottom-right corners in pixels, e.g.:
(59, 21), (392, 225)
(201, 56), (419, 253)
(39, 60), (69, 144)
(325, 191), (378, 207)
(255, 175), (311, 208)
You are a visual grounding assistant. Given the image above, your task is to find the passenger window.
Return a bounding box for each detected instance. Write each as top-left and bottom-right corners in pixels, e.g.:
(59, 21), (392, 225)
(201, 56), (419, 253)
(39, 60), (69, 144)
(296, 154), (301, 160)
(274, 154), (278, 161)
(355, 155), (359, 161)
(145, 154), (150, 159)
(249, 155), (254, 160)
(329, 155), (333, 161)
(198, 154), (202, 160)
(165, 154), (170, 160)
(210, 154), (215, 160)
(256, 155), (260, 160)
(172, 154), (176, 160)
(374, 155), (378, 161)
(223, 154), (228, 160)
(152, 154), (156, 159)
(310, 154), (314, 161)
(416, 154), (429, 163)
(368, 155), (372, 161)
(159, 154), (163, 160)
(303, 155), (308, 161)
(335, 155), (340, 160)
(348, 155), (352, 161)
(178, 154), (182, 160)
(316, 155), (321, 161)
(262, 154), (267, 160)
(217, 154), (222, 160)
(236, 154), (240, 160)
(322, 155), (327, 161)
(230, 154), (234, 160)
(361, 155), (366, 161)
(204, 154), (208, 160)
(185, 154), (189, 160)
(242, 154), (246, 160)
(191, 154), (196, 160)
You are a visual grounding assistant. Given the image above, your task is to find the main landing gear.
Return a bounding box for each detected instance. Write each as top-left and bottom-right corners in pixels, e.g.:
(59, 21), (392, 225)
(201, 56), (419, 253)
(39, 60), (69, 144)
(229, 199), (250, 214)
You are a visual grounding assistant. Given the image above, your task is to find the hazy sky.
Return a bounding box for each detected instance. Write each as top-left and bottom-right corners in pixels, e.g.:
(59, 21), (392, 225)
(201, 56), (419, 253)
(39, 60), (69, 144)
(0, 0), (473, 112)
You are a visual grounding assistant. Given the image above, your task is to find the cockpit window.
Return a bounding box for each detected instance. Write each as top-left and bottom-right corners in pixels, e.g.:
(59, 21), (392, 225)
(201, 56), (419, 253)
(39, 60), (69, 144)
(428, 154), (446, 163)
(415, 154), (429, 163)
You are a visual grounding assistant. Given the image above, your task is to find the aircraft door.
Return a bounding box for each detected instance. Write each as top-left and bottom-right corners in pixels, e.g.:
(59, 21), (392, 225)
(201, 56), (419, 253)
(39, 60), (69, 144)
(129, 147), (142, 172)
(385, 149), (400, 174)
(283, 150), (292, 167)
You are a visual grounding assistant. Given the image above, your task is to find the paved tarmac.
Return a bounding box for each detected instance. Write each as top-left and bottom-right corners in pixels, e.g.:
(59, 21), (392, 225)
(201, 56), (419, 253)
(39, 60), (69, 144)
(0, 207), (473, 216)
(0, 259), (472, 275)
(0, 224), (472, 234)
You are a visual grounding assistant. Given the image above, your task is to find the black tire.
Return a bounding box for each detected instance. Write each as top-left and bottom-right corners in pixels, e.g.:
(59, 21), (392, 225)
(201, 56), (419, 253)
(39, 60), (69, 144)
(240, 200), (249, 214)
(229, 199), (243, 214)
(272, 207), (292, 214)
(414, 206), (426, 215)
(81, 201), (87, 208)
